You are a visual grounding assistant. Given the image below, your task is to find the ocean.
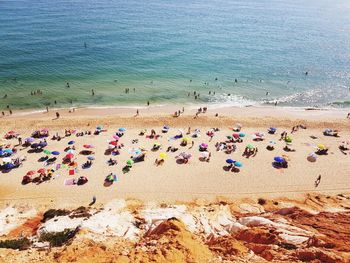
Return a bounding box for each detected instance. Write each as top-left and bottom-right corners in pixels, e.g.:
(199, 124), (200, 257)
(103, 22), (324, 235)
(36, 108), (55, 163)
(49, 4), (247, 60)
(1, 0), (350, 110)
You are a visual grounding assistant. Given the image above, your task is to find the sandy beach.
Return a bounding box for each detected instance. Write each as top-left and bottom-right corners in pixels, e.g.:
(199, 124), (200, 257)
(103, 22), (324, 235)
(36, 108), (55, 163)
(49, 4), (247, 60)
(0, 105), (350, 262)
(0, 105), (349, 208)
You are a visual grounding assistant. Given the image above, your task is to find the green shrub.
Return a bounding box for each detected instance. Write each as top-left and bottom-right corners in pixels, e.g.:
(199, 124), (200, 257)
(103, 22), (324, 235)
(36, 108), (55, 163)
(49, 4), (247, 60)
(0, 238), (31, 250)
(42, 209), (70, 222)
(39, 228), (78, 247)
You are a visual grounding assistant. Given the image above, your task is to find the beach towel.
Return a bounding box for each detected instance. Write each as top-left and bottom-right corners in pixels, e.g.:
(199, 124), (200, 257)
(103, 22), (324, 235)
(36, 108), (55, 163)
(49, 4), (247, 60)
(64, 178), (75, 186)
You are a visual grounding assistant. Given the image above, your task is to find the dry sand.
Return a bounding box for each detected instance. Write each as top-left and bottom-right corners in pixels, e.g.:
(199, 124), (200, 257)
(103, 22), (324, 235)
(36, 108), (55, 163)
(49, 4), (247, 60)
(0, 105), (349, 208)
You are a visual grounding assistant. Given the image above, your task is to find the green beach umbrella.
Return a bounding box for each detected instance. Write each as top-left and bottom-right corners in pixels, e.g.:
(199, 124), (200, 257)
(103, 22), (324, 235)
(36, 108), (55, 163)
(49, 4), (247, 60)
(285, 136), (292, 143)
(43, 149), (51, 155)
(126, 159), (134, 167)
(247, 144), (254, 149)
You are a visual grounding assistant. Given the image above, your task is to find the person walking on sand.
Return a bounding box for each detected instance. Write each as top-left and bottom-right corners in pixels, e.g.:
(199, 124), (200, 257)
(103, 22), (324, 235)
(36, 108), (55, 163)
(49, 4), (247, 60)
(56, 112), (60, 119)
(136, 109), (139, 116)
(89, 196), (96, 206)
(314, 174), (321, 188)
(347, 113), (350, 119)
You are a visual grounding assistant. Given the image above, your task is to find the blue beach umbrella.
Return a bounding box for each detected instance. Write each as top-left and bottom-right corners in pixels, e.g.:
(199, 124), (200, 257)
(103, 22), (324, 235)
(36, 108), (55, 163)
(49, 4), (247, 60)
(87, 156), (95, 161)
(68, 141), (75, 145)
(39, 142), (47, 148)
(31, 143), (39, 149)
(3, 163), (15, 170)
(226, 159), (235, 164)
(25, 137), (35, 143)
(274, 156), (285, 163)
(118, 128), (126, 132)
(234, 161), (242, 167)
(0, 150), (4, 156)
(96, 125), (103, 130)
(239, 132), (246, 138)
(51, 151), (60, 156)
(3, 149), (13, 154)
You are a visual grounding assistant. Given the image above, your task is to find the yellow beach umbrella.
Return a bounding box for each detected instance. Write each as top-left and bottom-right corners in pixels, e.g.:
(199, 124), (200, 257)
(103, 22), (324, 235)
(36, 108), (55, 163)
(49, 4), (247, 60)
(159, 153), (167, 159)
(317, 144), (325, 150)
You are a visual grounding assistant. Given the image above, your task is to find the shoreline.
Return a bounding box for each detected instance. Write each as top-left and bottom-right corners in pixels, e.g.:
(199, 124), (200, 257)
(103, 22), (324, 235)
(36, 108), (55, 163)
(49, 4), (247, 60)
(6, 103), (350, 118)
(3, 103), (350, 120)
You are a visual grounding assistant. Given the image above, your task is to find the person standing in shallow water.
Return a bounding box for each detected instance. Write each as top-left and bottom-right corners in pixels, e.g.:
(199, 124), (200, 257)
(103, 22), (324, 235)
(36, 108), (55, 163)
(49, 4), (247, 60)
(91, 89), (95, 96)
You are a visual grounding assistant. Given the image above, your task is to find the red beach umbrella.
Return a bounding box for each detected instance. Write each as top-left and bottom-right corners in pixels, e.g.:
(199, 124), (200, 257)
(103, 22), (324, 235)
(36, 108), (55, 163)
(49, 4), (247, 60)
(66, 153), (74, 159)
(26, 170), (35, 176)
(109, 141), (118, 146)
(37, 168), (46, 174)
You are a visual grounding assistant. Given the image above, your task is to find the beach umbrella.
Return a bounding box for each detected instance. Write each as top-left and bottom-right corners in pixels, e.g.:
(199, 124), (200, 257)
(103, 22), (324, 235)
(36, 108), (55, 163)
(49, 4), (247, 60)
(159, 152), (167, 159)
(0, 151), (4, 156)
(26, 170), (35, 176)
(226, 159), (235, 164)
(126, 159), (134, 167)
(87, 156), (95, 161)
(41, 128), (49, 132)
(25, 137), (35, 143)
(269, 127), (277, 132)
(83, 144), (94, 149)
(109, 141), (118, 146)
(37, 168), (46, 174)
(43, 149), (51, 155)
(317, 144), (326, 150)
(239, 132), (246, 138)
(68, 140), (75, 145)
(179, 152), (192, 159)
(113, 135), (120, 140)
(163, 125), (170, 130)
(108, 144), (115, 149)
(31, 143), (39, 149)
(129, 148), (141, 155)
(200, 143), (208, 148)
(232, 133), (240, 139)
(3, 149), (13, 154)
(3, 163), (15, 170)
(269, 140), (276, 145)
(51, 151), (60, 156)
(246, 144), (254, 149)
(274, 156), (285, 163)
(38, 141), (47, 147)
(2, 157), (12, 163)
(201, 152), (209, 158)
(307, 153), (317, 162)
(67, 149), (75, 154)
(285, 136), (292, 143)
(118, 128), (126, 133)
(66, 153), (74, 159)
(96, 125), (103, 130)
(234, 161), (242, 167)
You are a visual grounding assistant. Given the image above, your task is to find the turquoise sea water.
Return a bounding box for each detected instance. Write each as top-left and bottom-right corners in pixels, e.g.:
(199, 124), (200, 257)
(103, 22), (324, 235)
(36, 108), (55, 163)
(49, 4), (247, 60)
(1, 0), (350, 109)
